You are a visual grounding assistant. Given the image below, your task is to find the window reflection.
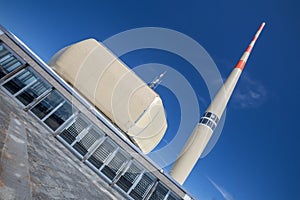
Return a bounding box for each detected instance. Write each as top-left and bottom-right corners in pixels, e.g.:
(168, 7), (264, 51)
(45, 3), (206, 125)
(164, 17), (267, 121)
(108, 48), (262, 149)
(0, 43), (23, 78)
(31, 90), (64, 119)
(16, 79), (50, 106)
(44, 101), (73, 131)
(3, 69), (37, 95)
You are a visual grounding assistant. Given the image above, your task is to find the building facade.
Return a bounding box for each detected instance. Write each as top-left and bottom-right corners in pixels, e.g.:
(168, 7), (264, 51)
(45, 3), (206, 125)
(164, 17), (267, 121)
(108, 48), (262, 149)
(0, 26), (194, 200)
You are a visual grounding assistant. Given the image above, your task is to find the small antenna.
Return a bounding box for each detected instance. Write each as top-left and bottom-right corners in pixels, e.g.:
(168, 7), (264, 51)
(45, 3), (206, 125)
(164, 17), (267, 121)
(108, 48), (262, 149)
(148, 71), (167, 89)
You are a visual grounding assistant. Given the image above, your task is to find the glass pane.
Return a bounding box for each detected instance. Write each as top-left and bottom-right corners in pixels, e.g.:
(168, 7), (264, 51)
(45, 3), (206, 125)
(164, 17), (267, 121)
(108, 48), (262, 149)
(0, 44), (22, 78)
(149, 183), (169, 200)
(31, 90), (64, 119)
(44, 101), (74, 131)
(129, 173), (155, 200)
(3, 69), (37, 95)
(116, 161), (143, 192)
(16, 79), (50, 106)
(202, 118), (208, 124)
(87, 138), (116, 169)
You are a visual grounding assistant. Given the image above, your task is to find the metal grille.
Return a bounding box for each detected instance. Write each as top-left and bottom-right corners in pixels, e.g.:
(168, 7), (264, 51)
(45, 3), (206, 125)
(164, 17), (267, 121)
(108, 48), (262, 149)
(101, 149), (128, 180)
(73, 128), (102, 156)
(167, 193), (181, 200)
(129, 173), (155, 200)
(80, 128), (101, 149)
(88, 138), (116, 169)
(59, 117), (88, 144)
(149, 183), (169, 200)
(116, 161), (142, 192)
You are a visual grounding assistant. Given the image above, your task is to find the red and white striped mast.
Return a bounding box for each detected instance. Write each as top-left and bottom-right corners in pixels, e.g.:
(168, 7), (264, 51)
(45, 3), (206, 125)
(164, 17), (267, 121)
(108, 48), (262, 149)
(170, 23), (266, 185)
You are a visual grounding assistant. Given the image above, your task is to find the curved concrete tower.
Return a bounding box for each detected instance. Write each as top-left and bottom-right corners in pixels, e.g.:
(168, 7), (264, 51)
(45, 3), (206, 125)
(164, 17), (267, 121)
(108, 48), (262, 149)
(170, 23), (265, 185)
(49, 39), (167, 154)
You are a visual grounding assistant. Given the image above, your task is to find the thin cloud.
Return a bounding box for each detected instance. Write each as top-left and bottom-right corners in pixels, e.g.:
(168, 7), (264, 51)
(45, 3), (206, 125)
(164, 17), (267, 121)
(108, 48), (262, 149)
(232, 73), (267, 109)
(207, 177), (234, 200)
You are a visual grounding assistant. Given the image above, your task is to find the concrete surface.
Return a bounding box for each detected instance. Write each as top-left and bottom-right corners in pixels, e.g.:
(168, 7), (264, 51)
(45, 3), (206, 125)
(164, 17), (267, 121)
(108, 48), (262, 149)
(0, 89), (126, 200)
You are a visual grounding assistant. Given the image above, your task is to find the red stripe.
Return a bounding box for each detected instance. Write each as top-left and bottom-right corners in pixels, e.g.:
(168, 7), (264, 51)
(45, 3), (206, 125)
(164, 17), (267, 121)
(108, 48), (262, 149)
(253, 35), (258, 41)
(246, 45), (253, 53)
(234, 60), (246, 70)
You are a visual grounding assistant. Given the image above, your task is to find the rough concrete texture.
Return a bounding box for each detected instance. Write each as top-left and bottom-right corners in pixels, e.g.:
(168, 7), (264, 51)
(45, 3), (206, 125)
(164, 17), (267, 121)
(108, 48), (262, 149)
(0, 90), (126, 200)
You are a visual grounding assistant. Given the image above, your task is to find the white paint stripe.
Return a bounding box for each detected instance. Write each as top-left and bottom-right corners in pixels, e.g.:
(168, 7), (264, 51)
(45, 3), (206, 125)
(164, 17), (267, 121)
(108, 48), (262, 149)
(249, 41), (255, 47)
(240, 52), (250, 62)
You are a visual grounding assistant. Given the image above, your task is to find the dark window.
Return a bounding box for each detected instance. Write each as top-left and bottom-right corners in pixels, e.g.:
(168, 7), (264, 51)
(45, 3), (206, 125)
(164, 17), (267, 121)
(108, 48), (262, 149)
(129, 173), (155, 200)
(201, 118), (208, 125)
(44, 101), (74, 131)
(148, 182), (169, 200)
(167, 193), (181, 200)
(31, 90), (64, 119)
(116, 161), (142, 192)
(3, 69), (36, 95)
(205, 112), (212, 118)
(16, 79), (50, 106)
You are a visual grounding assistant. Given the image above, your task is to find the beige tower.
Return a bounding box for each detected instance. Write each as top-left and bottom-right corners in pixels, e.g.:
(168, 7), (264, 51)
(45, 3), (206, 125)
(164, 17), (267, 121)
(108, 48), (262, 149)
(170, 23), (266, 185)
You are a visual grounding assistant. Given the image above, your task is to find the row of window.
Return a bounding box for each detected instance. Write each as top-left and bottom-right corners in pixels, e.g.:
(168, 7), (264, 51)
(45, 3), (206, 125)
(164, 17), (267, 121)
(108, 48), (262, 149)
(199, 112), (220, 131)
(203, 112), (219, 124)
(0, 42), (183, 200)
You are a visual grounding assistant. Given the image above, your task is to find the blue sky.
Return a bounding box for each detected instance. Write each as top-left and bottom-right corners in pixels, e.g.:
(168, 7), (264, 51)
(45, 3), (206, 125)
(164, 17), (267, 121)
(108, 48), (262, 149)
(1, 0), (299, 199)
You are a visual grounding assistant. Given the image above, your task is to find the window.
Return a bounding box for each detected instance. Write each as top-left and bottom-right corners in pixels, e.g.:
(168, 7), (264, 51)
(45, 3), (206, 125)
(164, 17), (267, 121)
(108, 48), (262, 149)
(88, 138), (117, 169)
(129, 172), (155, 200)
(201, 118), (208, 125)
(116, 161), (143, 193)
(3, 68), (37, 95)
(73, 127), (104, 156)
(203, 112), (219, 124)
(30, 90), (75, 131)
(44, 101), (73, 131)
(101, 149), (129, 180)
(167, 193), (181, 200)
(59, 116), (89, 145)
(2, 67), (51, 106)
(15, 80), (50, 106)
(31, 90), (64, 119)
(0, 43), (23, 79)
(148, 182), (169, 200)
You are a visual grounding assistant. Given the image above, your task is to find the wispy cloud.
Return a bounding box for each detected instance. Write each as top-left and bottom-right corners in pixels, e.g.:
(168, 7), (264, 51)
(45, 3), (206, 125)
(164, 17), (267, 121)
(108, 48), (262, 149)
(232, 73), (267, 109)
(207, 177), (234, 200)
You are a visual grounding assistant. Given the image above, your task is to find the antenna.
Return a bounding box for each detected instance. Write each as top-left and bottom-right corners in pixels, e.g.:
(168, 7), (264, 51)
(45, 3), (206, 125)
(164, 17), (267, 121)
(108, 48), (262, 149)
(169, 23), (266, 185)
(148, 71), (167, 89)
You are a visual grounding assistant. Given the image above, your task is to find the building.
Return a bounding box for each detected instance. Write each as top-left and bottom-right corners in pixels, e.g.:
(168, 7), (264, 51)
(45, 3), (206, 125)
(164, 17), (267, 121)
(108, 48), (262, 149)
(0, 25), (194, 200)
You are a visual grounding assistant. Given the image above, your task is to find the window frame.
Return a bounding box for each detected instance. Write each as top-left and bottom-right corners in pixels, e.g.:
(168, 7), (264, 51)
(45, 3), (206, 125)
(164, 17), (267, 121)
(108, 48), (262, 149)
(29, 89), (78, 133)
(0, 42), (25, 81)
